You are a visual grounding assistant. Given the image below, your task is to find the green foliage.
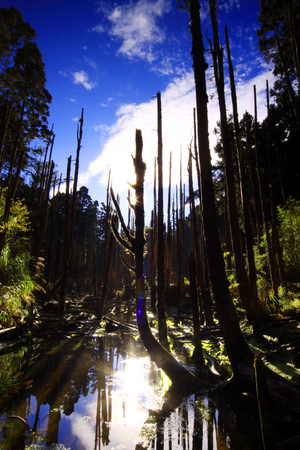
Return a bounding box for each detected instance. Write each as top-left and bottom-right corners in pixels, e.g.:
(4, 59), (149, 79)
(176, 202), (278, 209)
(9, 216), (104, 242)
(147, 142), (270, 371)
(0, 246), (34, 326)
(0, 188), (31, 253)
(0, 347), (26, 395)
(277, 285), (300, 316)
(0, 189), (34, 326)
(277, 198), (300, 281)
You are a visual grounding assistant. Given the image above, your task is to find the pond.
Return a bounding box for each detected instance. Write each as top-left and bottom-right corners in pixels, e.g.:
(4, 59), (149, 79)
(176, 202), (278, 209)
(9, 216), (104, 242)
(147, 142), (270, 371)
(0, 329), (261, 450)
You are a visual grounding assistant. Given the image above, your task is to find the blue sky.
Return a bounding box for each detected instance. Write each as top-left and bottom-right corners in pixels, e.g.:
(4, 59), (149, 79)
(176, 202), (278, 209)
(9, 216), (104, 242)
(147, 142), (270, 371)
(3, 0), (274, 223)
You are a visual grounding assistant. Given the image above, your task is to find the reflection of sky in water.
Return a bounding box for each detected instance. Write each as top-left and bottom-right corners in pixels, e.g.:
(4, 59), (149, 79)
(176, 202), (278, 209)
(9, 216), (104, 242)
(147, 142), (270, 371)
(58, 356), (163, 449)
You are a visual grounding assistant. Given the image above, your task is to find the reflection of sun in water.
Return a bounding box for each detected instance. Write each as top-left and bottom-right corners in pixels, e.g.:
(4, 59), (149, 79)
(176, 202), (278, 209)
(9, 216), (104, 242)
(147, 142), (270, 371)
(123, 357), (148, 396)
(116, 357), (158, 426)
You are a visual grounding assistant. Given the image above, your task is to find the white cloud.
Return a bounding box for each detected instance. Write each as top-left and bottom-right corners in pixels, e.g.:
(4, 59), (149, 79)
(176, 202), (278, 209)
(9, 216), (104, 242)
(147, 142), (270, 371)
(73, 70), (97, 90)
(94, 0), (171, 62)
(79, 66), (275, 204)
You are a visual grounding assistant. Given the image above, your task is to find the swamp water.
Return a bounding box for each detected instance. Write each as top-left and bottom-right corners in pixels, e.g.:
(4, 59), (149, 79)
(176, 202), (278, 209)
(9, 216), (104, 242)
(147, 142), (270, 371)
(0, 331), (261, 450)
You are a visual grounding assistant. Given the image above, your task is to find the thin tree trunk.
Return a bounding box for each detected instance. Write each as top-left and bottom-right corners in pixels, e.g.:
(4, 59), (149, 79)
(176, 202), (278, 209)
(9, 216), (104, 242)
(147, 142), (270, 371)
(58, 156), (71, 327)
(193, 108), (214, 326)
(157, 92), (168, 348)
(266, 81), (285, 283)
(98, 172), (113, 320)
(245, 114), (264, 252)
(166, 151), (172, 291)
(151, 157), (157, 310)
(254, 85), (278, 298)
(225, 25), (259, 331)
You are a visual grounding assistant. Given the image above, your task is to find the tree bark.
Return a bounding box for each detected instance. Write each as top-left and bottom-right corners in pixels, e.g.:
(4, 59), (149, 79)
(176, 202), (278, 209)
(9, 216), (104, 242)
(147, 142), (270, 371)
(225, 25), (259, 331)
(254, 85), (279, 298)
(208, 1), (252, 319)
(156, 92), (168, 348)
(187, 0), (254, 375)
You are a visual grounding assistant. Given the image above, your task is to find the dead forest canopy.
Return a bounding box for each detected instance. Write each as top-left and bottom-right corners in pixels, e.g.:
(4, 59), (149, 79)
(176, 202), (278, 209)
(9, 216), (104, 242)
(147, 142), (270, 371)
(1, 2), (300, 352)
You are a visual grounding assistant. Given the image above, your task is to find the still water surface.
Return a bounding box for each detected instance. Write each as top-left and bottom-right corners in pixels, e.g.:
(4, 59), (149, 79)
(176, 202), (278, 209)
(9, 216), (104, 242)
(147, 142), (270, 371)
(0, 331), (258, 449)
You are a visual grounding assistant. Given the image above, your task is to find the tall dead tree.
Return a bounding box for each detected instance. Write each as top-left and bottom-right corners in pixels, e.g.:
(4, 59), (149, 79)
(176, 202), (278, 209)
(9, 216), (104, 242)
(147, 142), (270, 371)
(266, 80), (284, 283)
(192, 108), (214, 326)
(185, 0), (254, 375)
(58, 109), (83, 327)
(98, 172), (115, 320)
(150, 157), (157, 310)
(208, 0), (252, 319)
(188, 150), (205, 365)
(254, 85), (279, 299)
(225, 25), (259, 330)
(156, 92), (168, 348)
(111, 129), (208, 389)
(165, 151), (172, 291)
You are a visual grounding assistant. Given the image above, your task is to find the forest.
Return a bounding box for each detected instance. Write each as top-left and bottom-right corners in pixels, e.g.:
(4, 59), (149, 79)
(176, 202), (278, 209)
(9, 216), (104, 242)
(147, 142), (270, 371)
(1, 1), (300, 449)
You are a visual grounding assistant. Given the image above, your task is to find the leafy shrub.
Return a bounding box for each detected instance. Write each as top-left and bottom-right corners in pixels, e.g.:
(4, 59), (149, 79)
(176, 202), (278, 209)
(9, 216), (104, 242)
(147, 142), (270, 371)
(0, 194), (34, 327)
(0, 247), (34, 327)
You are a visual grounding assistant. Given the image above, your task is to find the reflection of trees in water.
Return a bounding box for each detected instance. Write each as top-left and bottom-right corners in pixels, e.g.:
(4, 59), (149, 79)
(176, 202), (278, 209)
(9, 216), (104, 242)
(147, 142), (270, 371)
(0, 334), (261, 449)
(94, 337), (112, 448)
(138, 391), (259, 450)
(0, 335), (124, 449)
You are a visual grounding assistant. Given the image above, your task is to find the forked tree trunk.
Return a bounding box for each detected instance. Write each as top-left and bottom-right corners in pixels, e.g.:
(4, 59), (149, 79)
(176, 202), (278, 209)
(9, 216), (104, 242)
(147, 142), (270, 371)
(111, 129), (209, 389)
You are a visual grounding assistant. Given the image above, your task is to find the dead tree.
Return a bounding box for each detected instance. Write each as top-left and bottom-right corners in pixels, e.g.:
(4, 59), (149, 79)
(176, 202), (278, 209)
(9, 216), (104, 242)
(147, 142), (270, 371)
(58, 109), (83, 327)
(192, 108), (214, 326)
(111, 129), (209, 389)
(186, 0), (254, 375)
(208, 0), (252, 319)
(225, 25), (259, 331)
(156, 92), (168, 348)
(254, 85), (279, 299)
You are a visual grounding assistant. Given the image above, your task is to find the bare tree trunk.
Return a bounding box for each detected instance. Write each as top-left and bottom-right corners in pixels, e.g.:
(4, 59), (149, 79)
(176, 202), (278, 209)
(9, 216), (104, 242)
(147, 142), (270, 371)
(157, 92), (168, 348)
(208, 1), (251, 319)
(188, 0), (254, 375)
(98, 172), (113, 320)
(58, 156), (71, 327)
(150, 157), (157, 310)
(178, 149), (185, 317)
(266, 81), (285, 283)
(165, 151), (172, 291)
(254, 86), (278, 299)
(58, 109), (83, 327)
(193, 109), (214, 326)
(225, 25), (259, 331)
